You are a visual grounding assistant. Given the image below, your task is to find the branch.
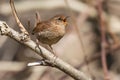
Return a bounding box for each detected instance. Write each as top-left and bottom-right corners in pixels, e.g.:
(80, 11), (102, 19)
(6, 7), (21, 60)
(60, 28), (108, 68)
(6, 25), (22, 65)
(97, 0), (110, 80)
(0, 21), (91, 80)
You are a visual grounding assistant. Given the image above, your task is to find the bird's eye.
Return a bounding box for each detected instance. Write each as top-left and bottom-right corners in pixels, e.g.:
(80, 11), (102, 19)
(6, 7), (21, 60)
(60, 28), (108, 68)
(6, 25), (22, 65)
(57, 17), (62, 21)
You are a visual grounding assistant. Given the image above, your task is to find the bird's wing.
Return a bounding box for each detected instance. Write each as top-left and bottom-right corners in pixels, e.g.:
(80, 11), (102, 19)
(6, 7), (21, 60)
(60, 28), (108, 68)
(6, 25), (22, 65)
(32, 22), (50, 34)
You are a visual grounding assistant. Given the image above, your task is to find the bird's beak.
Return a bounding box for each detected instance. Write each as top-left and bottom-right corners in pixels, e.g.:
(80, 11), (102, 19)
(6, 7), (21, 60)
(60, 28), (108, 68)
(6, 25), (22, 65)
(64, 16), (69, 22)
(63, 16), (69, 26)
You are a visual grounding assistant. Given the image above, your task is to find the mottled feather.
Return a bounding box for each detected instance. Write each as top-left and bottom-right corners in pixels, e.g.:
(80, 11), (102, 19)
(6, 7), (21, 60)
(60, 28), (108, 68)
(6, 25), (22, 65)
(32, 15), (68, 46)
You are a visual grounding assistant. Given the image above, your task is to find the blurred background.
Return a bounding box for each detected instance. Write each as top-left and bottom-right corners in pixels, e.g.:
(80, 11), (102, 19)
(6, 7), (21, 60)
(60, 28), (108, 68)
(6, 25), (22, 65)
(0, 0), (120, 80)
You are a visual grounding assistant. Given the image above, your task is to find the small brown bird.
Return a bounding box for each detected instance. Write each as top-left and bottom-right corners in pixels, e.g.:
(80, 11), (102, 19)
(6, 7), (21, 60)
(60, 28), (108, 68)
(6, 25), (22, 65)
(32, 15), (68, 47)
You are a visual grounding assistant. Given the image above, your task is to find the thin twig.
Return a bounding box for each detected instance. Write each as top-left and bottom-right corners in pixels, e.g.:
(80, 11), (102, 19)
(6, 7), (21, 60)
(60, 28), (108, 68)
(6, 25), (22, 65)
(27, 60), (52, 67)
(97, 0), (110, 80)
(10, 0), (29, 35)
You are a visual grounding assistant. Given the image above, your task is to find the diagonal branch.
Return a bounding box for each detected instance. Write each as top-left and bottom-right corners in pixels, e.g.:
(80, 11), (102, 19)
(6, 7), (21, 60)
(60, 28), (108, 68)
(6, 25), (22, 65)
(0, 21), (91, 80)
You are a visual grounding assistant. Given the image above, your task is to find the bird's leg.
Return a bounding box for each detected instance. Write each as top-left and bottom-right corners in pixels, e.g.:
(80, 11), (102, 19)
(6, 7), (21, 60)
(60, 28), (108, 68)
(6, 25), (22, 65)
(47, 45), (57, 64)
(35, 39), (43, 56)
(34, 40), (57, 66)
(49, 45), (53, 51)
(48, 45), (56, 56)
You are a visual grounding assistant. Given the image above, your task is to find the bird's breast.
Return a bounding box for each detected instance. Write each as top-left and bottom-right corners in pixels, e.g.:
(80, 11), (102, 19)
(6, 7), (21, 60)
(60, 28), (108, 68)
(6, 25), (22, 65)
(36, 25), (66, 45)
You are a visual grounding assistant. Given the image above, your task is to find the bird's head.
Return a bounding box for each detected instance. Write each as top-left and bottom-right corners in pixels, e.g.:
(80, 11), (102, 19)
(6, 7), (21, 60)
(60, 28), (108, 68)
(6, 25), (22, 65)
(50, 15), (69, 27)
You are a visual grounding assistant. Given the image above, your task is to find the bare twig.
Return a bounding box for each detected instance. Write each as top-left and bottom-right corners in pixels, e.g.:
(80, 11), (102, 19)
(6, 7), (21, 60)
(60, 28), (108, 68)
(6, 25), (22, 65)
(28, 61), (48, 67)
(0, 21), (91, 80)
(27, 59), (55, 67)
(97, 0), (110, 80)
(10, 0), (29, 35)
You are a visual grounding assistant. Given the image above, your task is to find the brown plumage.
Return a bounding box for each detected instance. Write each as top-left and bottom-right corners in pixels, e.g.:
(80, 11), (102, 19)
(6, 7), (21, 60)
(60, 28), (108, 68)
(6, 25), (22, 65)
(32, 15), (68, 46)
